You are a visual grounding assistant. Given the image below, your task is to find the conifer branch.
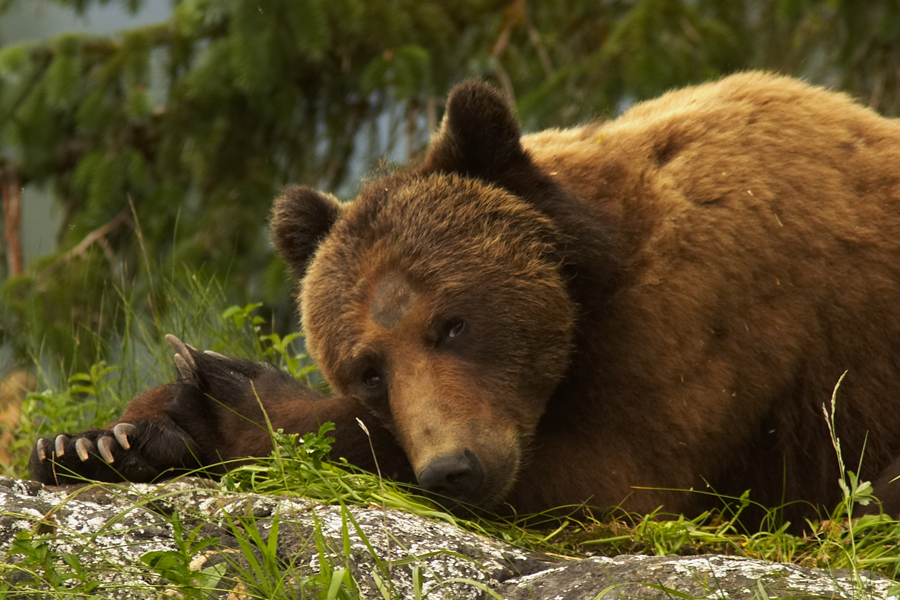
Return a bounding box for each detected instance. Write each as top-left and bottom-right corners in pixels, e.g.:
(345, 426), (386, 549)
(0, 52), (52, 130)
(38, 208), (130, 280)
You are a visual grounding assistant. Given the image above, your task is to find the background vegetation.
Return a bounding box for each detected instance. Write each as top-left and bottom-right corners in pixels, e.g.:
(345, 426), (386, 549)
(2, 1), (900, 594)
(1, 0), (900, 374)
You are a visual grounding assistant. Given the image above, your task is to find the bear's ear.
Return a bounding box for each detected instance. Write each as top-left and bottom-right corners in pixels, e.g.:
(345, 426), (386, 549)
(271, 186), (342, 281)
(421, 81), (530, 184)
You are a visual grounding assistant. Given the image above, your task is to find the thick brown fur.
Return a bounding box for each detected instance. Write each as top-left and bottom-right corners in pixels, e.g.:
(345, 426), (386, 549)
(32, 72), (900, 528)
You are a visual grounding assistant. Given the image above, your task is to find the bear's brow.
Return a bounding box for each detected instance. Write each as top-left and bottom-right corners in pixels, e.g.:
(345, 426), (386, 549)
(369, 273), (414, 330)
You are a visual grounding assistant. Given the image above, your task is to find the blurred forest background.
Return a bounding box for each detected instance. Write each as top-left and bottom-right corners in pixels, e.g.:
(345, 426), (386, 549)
(1, 0), (899, 378)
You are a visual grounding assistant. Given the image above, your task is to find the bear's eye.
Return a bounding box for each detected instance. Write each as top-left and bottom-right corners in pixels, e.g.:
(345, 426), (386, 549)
(362, 368), (383, 388)
(443, 318), (466, 342)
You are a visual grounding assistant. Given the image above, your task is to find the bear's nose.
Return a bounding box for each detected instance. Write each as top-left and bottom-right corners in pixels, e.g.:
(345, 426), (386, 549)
(417, 449), (484, 502)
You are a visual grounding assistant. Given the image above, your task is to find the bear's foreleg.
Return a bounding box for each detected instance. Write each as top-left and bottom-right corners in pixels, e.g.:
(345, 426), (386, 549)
(29, 336), (412, 486)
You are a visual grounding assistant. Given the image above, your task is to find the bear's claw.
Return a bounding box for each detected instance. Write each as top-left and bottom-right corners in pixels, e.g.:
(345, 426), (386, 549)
(38, 427), (132, 465)
(35, 438), (48, 461)
(173, 353), (193, 379)
(54, 434), (68, 457)
(97, 436), (116, 463)
(113, 423), (134, 449)
(166, 334), (201, 382)
(75, 438), (93, 462)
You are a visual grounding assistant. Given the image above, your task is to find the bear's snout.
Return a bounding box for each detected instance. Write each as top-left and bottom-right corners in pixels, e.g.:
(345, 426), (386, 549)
(416, 449), (485, 502)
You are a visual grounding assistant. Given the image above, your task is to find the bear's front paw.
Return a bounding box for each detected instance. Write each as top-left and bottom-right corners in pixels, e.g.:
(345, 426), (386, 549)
(30, 423), (161, 485)
(38, 422), (134, 463)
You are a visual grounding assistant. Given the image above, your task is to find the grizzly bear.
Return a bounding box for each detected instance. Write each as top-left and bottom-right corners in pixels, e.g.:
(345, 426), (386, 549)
(30, 72), (900, 527)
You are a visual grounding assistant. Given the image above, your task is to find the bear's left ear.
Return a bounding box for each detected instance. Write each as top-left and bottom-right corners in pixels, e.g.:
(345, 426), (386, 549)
(271, 186), (343, 281)
(421, 81), (531, 185)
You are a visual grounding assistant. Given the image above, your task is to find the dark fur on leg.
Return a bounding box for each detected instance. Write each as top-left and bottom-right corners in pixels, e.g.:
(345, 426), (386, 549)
(30, 336), (413, 486)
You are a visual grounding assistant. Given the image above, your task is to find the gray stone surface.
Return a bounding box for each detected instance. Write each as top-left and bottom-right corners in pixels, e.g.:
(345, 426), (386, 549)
(496, 554), (897, 600)
(1, 476), (897, 599)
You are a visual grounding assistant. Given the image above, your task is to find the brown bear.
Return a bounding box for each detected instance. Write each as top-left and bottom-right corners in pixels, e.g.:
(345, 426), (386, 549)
(30, 72), (900, 527)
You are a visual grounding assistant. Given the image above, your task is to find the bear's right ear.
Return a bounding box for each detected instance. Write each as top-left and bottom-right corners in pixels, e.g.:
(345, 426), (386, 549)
(271, 186), (343, 281)
(420, 81), (531, 186)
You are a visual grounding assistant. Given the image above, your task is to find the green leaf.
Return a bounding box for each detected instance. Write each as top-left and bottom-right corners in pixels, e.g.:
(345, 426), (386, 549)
(287, 0), (330, 59)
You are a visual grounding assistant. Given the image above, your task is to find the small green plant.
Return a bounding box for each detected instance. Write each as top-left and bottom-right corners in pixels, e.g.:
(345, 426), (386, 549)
(140, 510), (228, 599)
(1, 530), (103, 598)
(822, 372), (875, 519)
(66, 360), (119, 400)
(221, 509), (329, 600)
(222, 424), (338, 497)
(223, 302), (319, 384)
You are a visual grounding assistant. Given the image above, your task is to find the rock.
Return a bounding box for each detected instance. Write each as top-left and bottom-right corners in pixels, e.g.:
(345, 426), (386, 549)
(495, 554), (897, 600)
(0, 476), (896, 599)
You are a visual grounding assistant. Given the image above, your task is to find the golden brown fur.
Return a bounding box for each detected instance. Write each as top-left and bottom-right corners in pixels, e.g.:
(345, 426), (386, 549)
(510, 72), (900, 517)
(525, 73), (900, 510)
(30, 72), (900, 528)
(288, 71), (900, 520)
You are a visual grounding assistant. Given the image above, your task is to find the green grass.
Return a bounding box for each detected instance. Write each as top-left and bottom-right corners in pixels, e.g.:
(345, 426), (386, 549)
(3, 272), (900, 598)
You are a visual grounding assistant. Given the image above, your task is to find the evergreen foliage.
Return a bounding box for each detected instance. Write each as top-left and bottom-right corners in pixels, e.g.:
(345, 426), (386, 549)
(0, 0), (898, 371)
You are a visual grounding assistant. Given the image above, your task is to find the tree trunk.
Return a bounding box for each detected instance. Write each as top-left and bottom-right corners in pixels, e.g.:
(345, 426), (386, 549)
(1, 167), (23, 276)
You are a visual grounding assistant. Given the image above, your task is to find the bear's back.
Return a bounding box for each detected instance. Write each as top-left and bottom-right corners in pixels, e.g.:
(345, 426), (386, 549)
(513, 72), (900, 518)
(524, 71), (900, 215)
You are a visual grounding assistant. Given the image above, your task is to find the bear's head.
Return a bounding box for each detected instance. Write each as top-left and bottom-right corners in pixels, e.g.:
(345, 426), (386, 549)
(272, 82), (578, 508)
